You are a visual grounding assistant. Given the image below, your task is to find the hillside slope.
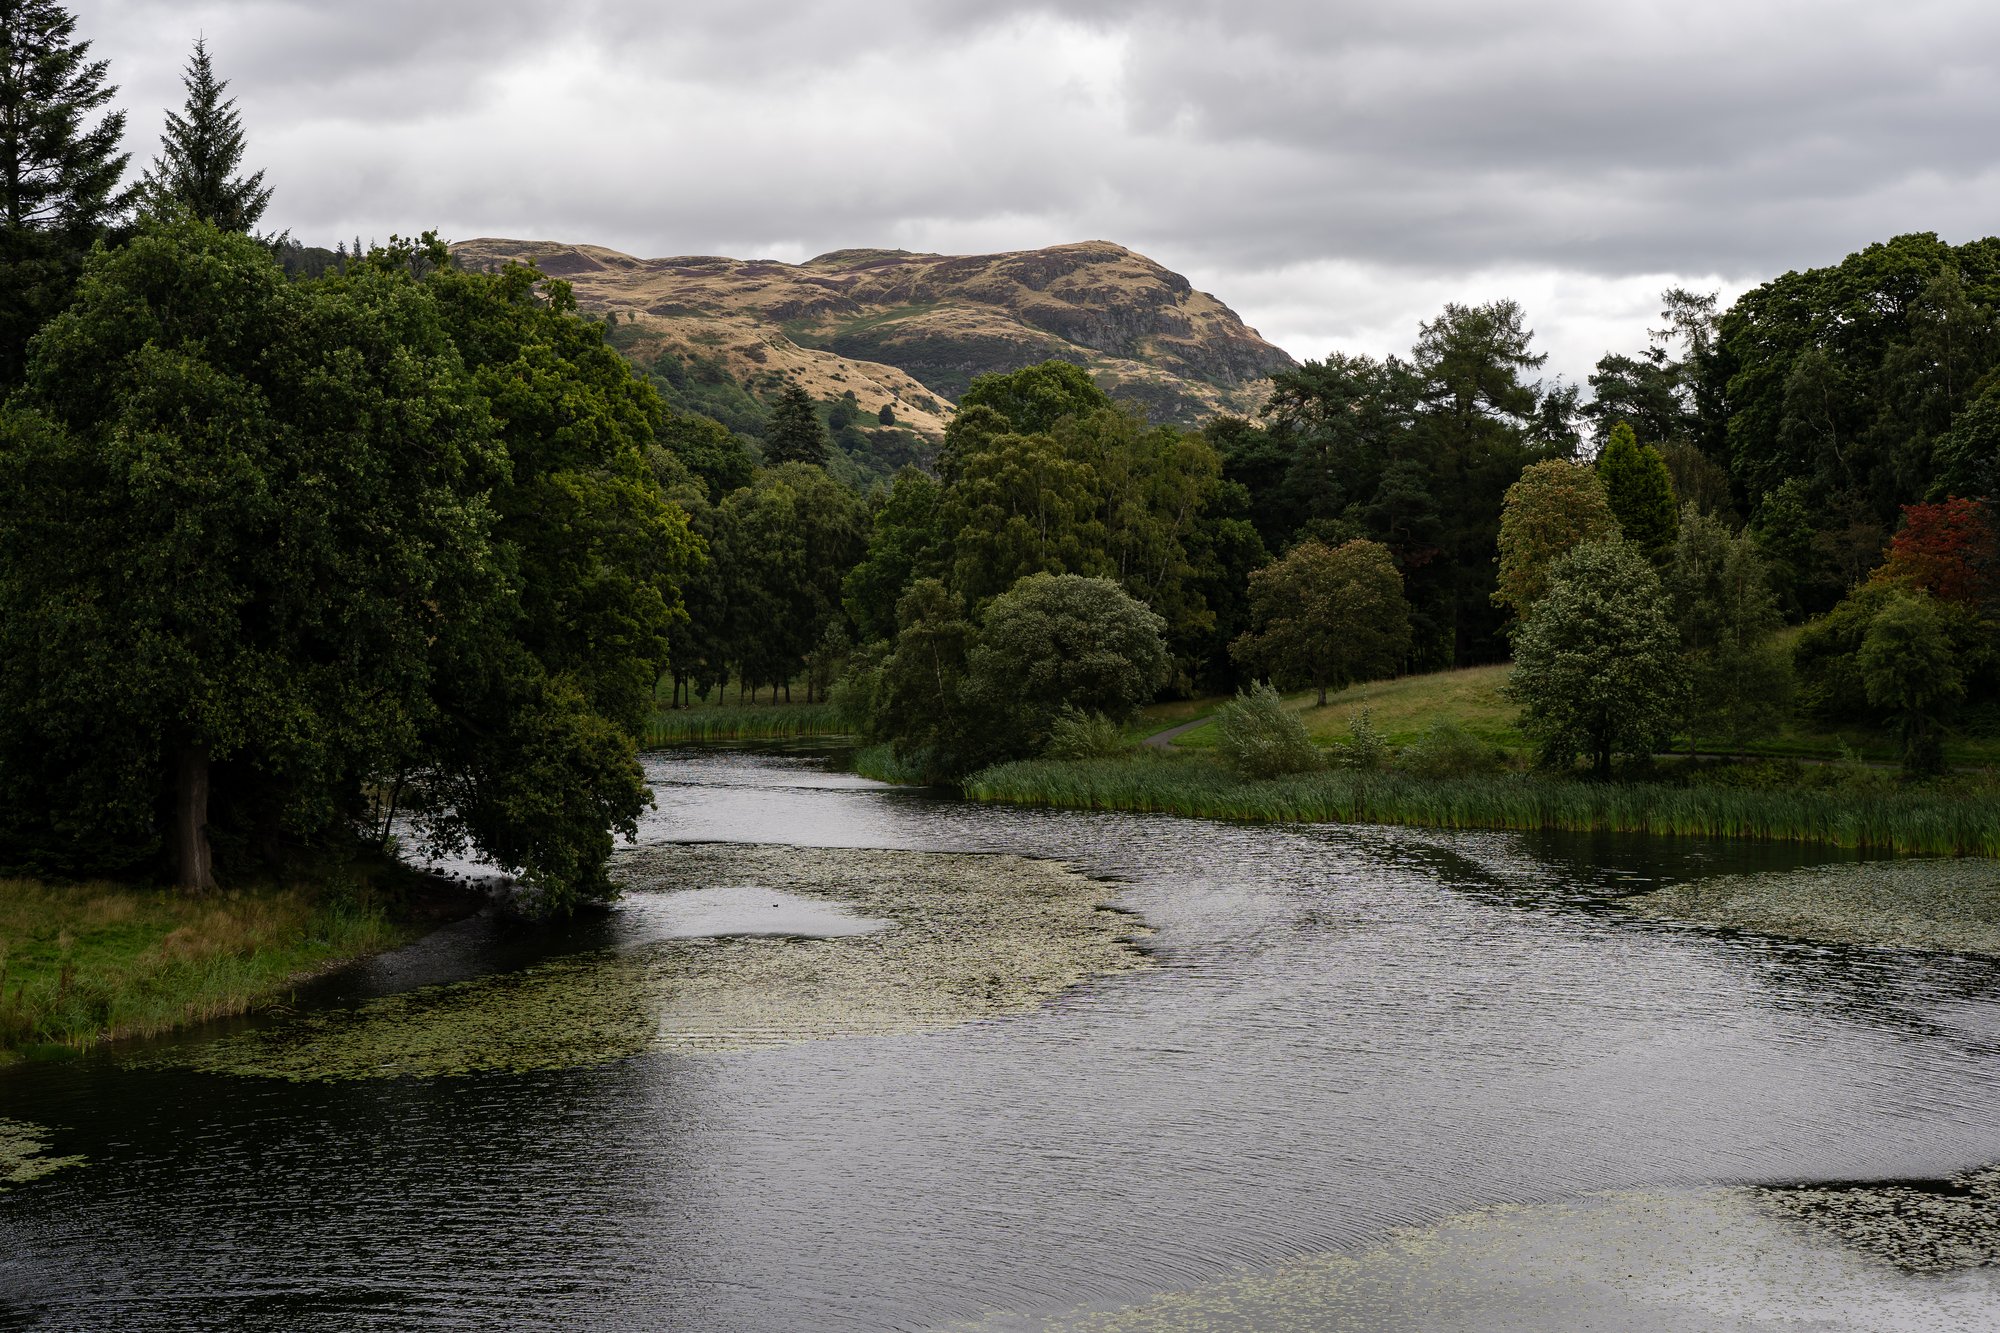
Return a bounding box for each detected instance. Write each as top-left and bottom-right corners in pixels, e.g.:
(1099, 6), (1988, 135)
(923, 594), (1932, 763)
(451, 238), (1295, 433)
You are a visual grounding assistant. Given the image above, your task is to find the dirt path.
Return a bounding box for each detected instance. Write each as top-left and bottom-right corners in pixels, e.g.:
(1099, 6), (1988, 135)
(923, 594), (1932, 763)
(1142, 717), (1213, 749)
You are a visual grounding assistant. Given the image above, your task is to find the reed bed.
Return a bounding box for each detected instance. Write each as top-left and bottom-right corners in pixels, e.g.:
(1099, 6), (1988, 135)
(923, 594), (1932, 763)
(963, 754), (2000, 857)
(850, 744), (931, 786)
(643, 703), (850, 745)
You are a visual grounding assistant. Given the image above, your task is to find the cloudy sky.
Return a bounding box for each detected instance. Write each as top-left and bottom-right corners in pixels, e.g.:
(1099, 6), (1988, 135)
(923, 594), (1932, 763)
(80, 0), (2000, 387)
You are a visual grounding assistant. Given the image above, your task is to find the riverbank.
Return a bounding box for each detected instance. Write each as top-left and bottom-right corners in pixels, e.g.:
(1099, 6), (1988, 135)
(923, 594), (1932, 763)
(961, 751), (2000, 856)
(0, 866), (476, 1066)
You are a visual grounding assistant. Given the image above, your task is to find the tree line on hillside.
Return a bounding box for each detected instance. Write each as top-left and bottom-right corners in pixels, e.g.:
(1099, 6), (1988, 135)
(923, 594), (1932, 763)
(2, 0), (1996, 908)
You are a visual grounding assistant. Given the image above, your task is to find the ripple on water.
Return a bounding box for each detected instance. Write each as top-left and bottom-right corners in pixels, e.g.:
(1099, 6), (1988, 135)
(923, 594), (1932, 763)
(138, 844), (1152, 1080)
(940, 1186), (2000, 1332)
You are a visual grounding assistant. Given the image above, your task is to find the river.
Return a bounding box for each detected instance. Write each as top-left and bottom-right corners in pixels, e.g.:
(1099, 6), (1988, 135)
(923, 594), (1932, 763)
(3, 744), (1998, 1330)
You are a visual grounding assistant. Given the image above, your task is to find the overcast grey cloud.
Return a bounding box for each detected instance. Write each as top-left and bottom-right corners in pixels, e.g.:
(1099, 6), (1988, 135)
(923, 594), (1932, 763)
(78, 0), (2000, 386)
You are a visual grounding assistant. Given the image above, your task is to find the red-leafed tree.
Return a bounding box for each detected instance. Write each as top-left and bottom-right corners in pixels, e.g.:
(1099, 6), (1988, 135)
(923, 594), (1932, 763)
(1879, 497), (1999, 610)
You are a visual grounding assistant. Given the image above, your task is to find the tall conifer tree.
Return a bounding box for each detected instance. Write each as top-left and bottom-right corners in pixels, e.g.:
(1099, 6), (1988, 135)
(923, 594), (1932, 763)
(143, 37), (270, 233)
(764, 381), (831, 466)
(0, 0), (133, 383)
(1596, 421), (1679, 559)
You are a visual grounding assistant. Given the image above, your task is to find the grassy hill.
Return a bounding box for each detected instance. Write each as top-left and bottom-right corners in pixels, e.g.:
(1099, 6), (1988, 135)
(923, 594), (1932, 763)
(450, 238), (1296, 472)
(1144, 663), (2000, 770)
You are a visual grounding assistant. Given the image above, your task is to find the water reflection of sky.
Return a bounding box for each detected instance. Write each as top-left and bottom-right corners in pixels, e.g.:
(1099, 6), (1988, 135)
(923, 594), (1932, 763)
(2, 744), (1997, 1331)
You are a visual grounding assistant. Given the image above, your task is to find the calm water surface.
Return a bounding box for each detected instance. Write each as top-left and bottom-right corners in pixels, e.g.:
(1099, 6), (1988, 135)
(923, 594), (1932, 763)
(4, 745), (1999, 1329)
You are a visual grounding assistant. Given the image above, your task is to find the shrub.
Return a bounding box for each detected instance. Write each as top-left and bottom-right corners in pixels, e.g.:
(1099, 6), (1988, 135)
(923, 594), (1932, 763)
(1043, 708), (1132, 760)
(1339, 707), (1388, 770)
(1216, 684), (1322, 778)
(1398, 720), (1502, 779)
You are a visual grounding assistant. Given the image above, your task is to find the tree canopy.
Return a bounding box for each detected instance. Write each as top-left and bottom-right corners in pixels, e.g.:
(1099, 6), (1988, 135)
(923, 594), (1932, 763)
(1595, 422), (1678, 559)
(1231, 538), (1411, 706)
(1494, 459), (1620, 619)
(1508, 540), (1686, 776)
(0, 217), (698, 903)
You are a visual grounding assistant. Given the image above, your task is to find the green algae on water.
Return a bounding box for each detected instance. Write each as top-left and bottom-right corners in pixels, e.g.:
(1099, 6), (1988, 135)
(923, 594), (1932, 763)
(0, 1118), (84, 1192)
(1758, 1167), (2000, 1274)
(1624, 858), (2000, 954)
(151, 844), (1152, 1081)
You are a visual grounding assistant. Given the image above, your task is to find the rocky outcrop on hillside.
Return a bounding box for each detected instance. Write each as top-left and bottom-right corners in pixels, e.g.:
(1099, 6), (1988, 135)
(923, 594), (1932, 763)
(451, 237), (1295, 432)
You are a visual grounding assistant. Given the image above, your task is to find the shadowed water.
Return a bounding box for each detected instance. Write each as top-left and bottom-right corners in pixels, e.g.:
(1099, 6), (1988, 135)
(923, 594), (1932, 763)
(2, 744), (1998, 1330)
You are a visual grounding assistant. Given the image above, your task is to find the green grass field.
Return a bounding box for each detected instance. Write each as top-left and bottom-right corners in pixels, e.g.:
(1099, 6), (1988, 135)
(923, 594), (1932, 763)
(0, 877), (414, 1063)
(1150, 663), (2000, 769)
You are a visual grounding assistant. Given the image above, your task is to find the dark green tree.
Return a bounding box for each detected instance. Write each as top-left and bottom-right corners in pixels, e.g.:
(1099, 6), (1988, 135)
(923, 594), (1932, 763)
(1508, 540), (1686, 776)
(965, 573), (1170, 756)
(843, 466), (946, 643)
(763, 381), (830, 466)
(1231, 538), (1412, 706)
(658, 407), (754, 501)
(872, 578), (983, 779)
(0, 217), (503, 886)
(957, 360), (1106, 435)
(141, 38), (271, 233)
(1666, 506), (1790, 747)
(406, 245), (701, 903)
(1859, 591), (1964, 775)
(1595, 422), (1678, 558)
(942, 427), (1108, 602)
(0, 0), (133, 384)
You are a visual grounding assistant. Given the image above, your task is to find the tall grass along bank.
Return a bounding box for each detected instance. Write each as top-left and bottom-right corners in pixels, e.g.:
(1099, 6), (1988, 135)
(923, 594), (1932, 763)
(963, 754), (2000, 857)
(0, 877), (422, 1063)
(643, 703), (850, 745)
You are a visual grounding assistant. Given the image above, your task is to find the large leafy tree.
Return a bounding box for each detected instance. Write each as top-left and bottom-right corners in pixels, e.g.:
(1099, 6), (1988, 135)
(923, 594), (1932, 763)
(965, 573), (1170, 756)
(0, 0), (133, 384)
(1718, 233), (2000, 609)
(141, 38), (270, 233)
(1859, 591), (1964, 775)
(413, 247), (700, 900)
(1493, 459), (1620, 620)
(1508, 540), (1686, 776)
(942, 427), (1108, 602)
(1231, 538), (1411, 706)
(956, 360), (1106, 436)
(0, 217), (502, 886)
(872, 578), (983, 779)
(1245, 301), (1560, 668)
(713, 462), (866, 696)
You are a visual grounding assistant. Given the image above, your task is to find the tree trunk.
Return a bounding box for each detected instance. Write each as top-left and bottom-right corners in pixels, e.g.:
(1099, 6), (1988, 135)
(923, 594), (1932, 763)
(175, 743), (217, 892)
(1316, 682), (1328, 707)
